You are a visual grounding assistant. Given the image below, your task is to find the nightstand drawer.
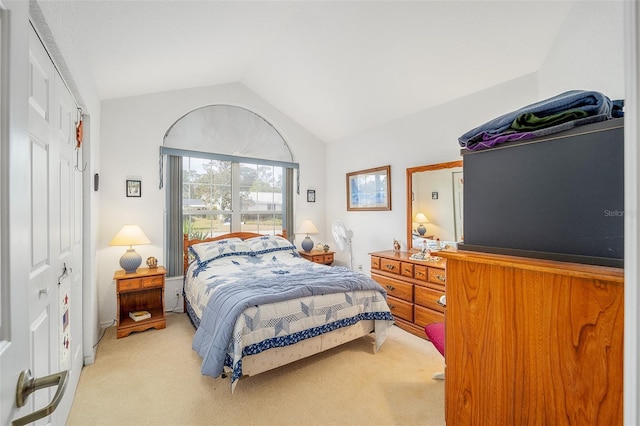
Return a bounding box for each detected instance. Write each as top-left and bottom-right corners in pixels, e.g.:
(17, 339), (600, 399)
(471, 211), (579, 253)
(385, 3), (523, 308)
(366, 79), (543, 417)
(299, 251), (334, 265)
(117, 278), (142, 292)
(142, 275), (164, 288)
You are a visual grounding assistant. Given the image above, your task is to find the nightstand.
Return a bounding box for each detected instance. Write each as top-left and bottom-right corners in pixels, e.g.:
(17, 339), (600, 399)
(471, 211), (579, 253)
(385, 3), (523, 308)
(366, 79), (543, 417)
(114, 266), (167, 338)
(299, 250), (334, 265)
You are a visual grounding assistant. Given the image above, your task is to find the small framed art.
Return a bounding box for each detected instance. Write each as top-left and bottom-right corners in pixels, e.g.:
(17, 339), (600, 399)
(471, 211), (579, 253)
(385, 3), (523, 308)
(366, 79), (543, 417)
(307, 189), (316, 203)
(126, 180), (141, 197)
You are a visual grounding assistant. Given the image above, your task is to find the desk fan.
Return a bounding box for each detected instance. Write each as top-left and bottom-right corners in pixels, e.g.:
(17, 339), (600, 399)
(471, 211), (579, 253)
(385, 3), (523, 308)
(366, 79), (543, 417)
(331, 219), (353, 269)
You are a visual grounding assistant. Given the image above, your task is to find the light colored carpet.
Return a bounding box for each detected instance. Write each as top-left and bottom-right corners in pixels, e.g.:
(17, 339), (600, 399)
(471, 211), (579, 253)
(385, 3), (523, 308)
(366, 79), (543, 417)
(68, 313), (445, 426)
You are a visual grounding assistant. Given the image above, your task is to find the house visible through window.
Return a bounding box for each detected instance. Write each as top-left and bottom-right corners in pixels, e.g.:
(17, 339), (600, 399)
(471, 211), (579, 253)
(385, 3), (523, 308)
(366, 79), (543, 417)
(183, 157), (284, 239)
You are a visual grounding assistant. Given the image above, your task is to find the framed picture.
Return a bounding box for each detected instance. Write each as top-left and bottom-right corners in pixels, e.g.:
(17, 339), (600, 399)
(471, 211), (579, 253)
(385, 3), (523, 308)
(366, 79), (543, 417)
(126, 180), (141, 197)
(346, 165), (391, 211)
(307, 189), (316, 203)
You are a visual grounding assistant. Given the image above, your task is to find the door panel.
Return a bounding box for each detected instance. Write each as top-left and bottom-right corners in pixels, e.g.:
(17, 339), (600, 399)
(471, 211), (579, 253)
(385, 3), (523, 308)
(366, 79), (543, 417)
(28, 26), (57, 426)
(1, 9), (81, 425)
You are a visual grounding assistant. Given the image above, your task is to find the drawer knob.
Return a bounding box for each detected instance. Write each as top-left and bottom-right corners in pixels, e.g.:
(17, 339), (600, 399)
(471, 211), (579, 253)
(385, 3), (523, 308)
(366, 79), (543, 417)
(436, 274), (446, 282)
(385, 264), (396, 270)
(388, 304), (396, 309)
(385, 285), (396, 291)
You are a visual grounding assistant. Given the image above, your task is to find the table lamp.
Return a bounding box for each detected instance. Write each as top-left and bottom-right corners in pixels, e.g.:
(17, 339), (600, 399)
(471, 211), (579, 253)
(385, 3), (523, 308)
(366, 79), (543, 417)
(110, 224), (151, 273)
(414, 213), (429, 236)
(296, 220), (319, 252)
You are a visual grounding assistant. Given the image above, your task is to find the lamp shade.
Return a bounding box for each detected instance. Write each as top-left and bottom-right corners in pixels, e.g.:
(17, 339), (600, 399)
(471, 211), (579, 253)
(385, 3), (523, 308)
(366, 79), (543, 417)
(109, 224), (151, 247)
(414, 213), (429, 224)
(110, 225), (151, 273)
(296, 220), (319, 235)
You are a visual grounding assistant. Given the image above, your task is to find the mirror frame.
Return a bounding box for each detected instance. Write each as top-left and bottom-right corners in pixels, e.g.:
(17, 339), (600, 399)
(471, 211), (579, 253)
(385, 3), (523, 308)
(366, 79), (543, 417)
(406, 160), (463, 251)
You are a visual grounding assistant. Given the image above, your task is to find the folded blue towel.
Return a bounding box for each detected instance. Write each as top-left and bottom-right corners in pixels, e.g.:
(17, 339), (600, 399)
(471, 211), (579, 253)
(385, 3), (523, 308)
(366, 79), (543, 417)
(458, 90), (614, 147)
(464, 113), (609, 151)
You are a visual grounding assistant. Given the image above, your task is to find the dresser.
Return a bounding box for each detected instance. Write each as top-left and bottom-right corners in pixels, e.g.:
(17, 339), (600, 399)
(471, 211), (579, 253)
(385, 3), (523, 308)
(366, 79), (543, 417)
(369, 250), (446, 339)
(439, 249), (624, 425)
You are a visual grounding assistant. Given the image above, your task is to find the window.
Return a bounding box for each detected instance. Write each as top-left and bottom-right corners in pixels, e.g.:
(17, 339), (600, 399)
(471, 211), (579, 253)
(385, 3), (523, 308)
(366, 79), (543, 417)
(182, 157), (284, 239)
(161, 105), (298, 277)
(164, 151), (296, 277)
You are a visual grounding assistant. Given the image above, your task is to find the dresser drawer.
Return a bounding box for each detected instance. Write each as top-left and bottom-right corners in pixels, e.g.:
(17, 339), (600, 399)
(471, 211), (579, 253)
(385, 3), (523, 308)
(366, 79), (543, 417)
(372, 274), (413, 302)
(117, 278), (142, 292)
(371, 256), (381, 269)
(428, 267), (446, 286)
(380, 258), (401, 275)
(415, 285), (445, 313)
(401, 262), (414, 278)
(414, 265), (428, 281)
(387, 295), (413, 322)
(414, 304), (444, 329)
(142, 275), (164, 288)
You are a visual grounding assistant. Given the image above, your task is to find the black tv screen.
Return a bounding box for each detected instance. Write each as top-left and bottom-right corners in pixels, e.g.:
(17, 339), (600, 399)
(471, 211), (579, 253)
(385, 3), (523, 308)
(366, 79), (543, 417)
(459, 118), (624, 268)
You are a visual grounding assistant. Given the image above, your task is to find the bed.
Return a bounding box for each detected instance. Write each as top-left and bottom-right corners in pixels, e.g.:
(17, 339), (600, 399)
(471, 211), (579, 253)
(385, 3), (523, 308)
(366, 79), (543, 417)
(183, 231), (394, 391)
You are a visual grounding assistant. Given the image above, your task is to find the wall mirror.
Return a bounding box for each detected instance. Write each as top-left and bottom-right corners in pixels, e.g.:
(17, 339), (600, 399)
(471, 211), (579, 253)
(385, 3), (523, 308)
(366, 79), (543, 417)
(406, 160), (463, 250)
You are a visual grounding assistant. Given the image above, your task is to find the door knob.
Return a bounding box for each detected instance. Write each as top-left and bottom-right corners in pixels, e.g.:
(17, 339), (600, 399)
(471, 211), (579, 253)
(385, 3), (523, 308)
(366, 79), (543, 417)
(13, 369), (68, 426)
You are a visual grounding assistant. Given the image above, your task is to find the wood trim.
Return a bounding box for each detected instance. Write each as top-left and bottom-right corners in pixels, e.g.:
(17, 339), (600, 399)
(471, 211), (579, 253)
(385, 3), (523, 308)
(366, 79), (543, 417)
(406, 160), (462, 250)
(439, 248), (623, 282)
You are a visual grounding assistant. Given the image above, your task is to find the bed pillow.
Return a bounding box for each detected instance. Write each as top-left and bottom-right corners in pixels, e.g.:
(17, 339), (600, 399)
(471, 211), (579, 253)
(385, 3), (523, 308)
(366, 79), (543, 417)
(189, 238), (253, 265)
(246, 235), (296, 255)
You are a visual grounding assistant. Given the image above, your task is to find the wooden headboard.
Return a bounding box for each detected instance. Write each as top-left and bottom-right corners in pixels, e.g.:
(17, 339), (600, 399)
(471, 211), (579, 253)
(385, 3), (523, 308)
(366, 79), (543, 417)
(183, 230), (288, 273)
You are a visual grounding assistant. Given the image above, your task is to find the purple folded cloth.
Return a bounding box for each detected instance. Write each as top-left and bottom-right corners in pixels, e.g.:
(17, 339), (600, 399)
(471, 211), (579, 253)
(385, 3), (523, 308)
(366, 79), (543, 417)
(464, 113), (609, 151)
(459, 90), (614, 150)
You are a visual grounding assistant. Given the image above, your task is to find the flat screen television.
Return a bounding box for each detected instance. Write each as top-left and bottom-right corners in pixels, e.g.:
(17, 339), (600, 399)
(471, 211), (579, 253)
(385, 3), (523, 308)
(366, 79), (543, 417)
(458, 118), (624, 268)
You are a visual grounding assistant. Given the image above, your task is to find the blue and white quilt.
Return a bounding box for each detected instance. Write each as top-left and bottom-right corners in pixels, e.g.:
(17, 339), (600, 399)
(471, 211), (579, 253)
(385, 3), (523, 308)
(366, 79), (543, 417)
(184, 236), (393, 391)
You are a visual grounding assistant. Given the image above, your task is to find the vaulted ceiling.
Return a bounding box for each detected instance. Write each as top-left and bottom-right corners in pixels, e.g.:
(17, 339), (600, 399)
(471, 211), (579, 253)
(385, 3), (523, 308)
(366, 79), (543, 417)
(35, 1), (576, 142)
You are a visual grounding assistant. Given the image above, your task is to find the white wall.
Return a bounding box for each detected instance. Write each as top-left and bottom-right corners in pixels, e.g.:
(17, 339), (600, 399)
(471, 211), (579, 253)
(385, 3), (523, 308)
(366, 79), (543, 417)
(325, 1), (625, 275)
(539, 1), (625, 101)
(98, 82), (325, 324)
(325, 73), (539, 271)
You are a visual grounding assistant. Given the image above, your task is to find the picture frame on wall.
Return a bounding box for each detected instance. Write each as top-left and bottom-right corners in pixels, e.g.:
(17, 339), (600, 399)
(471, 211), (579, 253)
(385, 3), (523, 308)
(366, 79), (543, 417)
(346, 165), (391, 211)
(307, 189), (316, 203)
(126, 180), (141, 197)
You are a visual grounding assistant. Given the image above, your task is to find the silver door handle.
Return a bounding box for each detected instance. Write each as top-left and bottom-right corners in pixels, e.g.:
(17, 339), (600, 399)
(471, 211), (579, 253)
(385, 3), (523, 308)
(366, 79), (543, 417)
(13, 369), (68, 426)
